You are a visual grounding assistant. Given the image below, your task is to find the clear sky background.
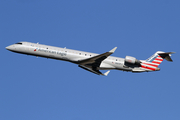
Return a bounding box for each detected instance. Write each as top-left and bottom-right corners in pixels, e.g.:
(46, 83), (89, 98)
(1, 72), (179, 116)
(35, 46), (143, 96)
(0, 0), (179, 120)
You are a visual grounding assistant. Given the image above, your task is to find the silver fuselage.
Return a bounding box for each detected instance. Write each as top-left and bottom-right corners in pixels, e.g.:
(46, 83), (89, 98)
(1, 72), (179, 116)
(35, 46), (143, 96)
(6, 42), (133, 71)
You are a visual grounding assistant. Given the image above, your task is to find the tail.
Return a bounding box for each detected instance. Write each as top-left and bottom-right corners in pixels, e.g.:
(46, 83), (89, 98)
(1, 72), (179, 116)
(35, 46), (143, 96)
(140, 51), (175, 71)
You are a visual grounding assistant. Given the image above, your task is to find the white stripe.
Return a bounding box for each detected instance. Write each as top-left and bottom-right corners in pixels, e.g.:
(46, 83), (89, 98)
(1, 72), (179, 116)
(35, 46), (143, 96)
(143, 62), (159, 66)
(141, 64), (157, 68)
(157, 57), (163, 59)
(154, 60), (162, 62)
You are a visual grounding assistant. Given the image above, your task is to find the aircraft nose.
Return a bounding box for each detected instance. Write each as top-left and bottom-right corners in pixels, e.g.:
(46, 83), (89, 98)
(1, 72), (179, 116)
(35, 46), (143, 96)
(6, 46), (10, 50)
(6, 45), (13, 51)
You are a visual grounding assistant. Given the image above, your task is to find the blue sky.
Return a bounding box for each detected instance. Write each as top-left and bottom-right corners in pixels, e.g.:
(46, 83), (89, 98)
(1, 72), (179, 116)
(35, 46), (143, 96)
(1, 0), (179, 120)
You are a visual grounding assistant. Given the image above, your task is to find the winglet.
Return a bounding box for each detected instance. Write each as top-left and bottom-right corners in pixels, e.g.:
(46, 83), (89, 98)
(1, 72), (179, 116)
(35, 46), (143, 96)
(103, 70), (110, 76)
(109, 47), (117, 53)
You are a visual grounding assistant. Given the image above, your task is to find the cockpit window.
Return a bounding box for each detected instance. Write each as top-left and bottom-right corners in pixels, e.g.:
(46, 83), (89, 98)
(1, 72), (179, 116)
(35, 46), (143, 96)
(15, 42), (22, 45)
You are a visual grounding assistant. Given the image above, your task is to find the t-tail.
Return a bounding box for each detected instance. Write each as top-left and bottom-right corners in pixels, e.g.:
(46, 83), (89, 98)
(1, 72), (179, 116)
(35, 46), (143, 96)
(140, 51), (175, 72)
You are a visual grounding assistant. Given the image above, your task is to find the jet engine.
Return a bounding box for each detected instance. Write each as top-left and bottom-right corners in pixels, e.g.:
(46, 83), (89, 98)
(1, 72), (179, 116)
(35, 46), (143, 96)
(125, 56), (141, 64)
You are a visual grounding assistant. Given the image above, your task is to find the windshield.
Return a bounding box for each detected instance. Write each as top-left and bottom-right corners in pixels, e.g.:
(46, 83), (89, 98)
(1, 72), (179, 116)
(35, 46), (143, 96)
(15, 42), (22, 45)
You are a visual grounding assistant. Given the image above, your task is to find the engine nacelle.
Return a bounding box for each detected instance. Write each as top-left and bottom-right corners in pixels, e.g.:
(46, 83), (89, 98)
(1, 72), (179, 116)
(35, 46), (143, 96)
(125, 56), (141, 64)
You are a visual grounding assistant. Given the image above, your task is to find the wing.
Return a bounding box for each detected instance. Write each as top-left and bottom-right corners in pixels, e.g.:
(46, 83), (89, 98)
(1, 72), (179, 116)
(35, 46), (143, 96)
(77, 47), (117, 76)
(79, 65), (110, 76)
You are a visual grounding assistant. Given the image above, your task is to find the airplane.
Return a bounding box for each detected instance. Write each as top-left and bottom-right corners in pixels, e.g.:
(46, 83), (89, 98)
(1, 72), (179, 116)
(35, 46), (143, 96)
(6, 42), (175, 76)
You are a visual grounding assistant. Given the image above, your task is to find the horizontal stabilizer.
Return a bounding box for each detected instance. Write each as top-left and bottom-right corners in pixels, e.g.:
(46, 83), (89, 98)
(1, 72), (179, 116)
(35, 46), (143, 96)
(158, 52), (175, 55)
(158, 52), (175, 62)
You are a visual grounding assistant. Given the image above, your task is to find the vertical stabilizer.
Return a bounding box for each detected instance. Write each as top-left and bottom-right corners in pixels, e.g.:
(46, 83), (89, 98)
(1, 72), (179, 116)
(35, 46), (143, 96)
(140, 51), (175, 71)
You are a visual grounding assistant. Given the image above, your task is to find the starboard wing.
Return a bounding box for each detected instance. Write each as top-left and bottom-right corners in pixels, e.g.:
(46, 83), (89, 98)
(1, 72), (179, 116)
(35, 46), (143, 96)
(78, 47), (117, 65)
(77, 47), (117, 75)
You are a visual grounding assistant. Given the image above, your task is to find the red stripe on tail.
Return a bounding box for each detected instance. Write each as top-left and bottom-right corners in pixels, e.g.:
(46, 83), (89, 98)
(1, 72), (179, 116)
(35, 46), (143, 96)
(142, 63), (158, 67)
(141, 65), (156, 71)
(152, 61), (161, 64)
(155, 58), (163, 61)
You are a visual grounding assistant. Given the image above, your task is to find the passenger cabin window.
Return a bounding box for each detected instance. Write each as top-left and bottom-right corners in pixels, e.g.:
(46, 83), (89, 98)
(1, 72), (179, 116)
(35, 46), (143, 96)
(15, 42), (22, 45)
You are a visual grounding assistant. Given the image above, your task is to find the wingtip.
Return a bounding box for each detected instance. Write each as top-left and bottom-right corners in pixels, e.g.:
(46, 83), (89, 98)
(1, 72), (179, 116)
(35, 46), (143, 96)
(109, 47), (117, 53)
(103, 70), (110, 76)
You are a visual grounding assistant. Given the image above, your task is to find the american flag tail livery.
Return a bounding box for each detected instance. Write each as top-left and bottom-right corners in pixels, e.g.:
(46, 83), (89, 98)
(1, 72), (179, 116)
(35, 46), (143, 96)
(140, 51), (175, 71)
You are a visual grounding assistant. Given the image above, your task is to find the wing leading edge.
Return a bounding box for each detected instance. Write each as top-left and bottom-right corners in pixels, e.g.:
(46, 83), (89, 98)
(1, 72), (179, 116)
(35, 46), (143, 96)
(78, 47), (117, 76)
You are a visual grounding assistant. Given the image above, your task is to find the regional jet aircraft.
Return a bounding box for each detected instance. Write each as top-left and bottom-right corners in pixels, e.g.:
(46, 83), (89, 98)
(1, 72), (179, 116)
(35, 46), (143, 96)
(6, 42), (175, 76)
